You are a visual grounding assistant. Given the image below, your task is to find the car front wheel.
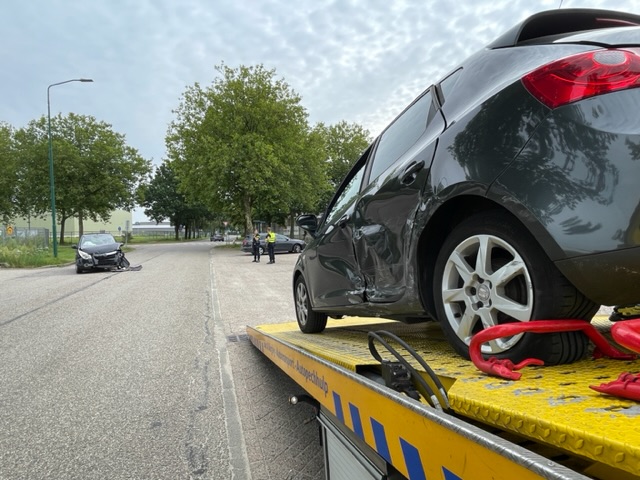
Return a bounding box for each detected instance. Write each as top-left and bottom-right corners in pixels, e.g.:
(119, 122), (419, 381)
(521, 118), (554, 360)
(294, 276), (328, 333)
(292, 244), (301, 253)
(433, 211), (597, 365)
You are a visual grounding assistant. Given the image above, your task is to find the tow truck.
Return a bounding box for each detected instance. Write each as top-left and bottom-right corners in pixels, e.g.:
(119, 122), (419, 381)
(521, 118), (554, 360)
(247, 314), (640, 480)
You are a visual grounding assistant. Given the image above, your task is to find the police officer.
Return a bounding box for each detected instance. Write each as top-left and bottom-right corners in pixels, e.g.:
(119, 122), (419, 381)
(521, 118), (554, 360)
(252, 230), (261, 262)
(265, 226), (276, 264)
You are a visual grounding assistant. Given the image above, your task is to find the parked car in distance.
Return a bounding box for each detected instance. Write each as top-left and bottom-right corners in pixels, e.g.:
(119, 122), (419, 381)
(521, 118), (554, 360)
(211, 233), (224, 242)
(241, 233), (305, 255)
(72, 233), (129, 274)
(293, 9), (640, 366)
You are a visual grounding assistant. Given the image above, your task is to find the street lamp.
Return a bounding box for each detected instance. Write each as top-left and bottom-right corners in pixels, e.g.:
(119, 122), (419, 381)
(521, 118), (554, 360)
(47, 78), (93, 257)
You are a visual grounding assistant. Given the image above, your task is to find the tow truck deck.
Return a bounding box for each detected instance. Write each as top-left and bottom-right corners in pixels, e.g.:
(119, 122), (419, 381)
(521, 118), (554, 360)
(247, 316), (640, 480)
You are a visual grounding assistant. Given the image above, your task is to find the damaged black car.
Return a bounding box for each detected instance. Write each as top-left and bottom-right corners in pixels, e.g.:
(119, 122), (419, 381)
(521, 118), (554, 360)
(293, 9), (640, 366)
(73, 233), (130, 274)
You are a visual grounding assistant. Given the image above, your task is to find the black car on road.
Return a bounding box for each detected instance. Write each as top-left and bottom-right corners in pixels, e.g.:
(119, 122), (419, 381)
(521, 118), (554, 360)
(73, 233), (129, 274)
(293, 9), (640, 366)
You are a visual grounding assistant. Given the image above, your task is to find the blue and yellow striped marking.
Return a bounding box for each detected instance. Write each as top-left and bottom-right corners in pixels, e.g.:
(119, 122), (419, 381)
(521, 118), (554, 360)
(337, 395), (428, 480)
(371, 418), (391, 464)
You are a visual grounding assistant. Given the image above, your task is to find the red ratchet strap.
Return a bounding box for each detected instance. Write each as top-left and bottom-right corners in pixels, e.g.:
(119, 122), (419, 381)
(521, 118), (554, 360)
(611, 318), (640, 353)
(589, 319), (640, 401)
(590, 372), (640, 401)
(469, 320), (637, 380)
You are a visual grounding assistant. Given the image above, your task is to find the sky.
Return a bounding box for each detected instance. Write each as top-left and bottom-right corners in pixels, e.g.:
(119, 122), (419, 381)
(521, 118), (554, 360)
(2, 0), (638, 221)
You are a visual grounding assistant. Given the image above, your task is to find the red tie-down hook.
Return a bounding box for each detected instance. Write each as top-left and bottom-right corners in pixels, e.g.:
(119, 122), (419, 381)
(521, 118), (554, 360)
(469, 320), (637, 381)
(590, 372), (640, 401)
(589, 319), (640, 401)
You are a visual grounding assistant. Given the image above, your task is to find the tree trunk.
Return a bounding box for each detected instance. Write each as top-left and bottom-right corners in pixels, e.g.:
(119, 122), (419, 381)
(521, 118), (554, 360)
(243, 195), (253, 235)
(58, 212), (67, 245)
(78, 211), (84, 238)
(174, 223), (180, 241)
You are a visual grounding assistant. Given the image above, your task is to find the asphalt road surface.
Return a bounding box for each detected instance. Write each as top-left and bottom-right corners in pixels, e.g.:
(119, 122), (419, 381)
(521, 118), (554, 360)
(0, 241), (324, 480)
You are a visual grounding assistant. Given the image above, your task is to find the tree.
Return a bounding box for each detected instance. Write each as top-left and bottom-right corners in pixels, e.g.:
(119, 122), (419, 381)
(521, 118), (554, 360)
(0, 122), (17, 223)
(14, 113), (151, 242)
(283, 126), (332, 236)
(168, 64), (327, 235)
(318, 120), (371, 188)
(311, 121), (371, 214)
(13, 125), (57, 226)
(139, 162), (213, 240)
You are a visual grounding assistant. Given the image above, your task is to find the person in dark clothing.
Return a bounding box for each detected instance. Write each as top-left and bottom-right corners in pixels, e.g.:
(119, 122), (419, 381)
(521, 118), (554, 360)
(252, 231), (261, 263)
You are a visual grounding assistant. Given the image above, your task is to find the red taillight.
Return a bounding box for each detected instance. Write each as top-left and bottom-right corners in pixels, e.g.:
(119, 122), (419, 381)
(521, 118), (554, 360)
(522, 48), (640, 108)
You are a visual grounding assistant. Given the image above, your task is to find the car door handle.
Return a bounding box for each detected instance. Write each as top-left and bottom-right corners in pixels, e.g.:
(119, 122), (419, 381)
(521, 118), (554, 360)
(401, 160), (425, 185)
(338, 214), (350, 228)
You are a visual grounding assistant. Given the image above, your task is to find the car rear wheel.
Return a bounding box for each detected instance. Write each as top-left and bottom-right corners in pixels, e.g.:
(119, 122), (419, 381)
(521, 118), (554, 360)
(295, 276), (328, 333)
(259, 246), (265, 255)
(292, 244), (301, 253)
(433, 211), (598, 365)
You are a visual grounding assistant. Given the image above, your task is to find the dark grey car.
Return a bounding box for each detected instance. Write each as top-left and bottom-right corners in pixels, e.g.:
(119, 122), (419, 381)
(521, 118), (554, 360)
(293, 9), (640, 365)
(241, 233), (305, 255)
(73, 233), (129, 274)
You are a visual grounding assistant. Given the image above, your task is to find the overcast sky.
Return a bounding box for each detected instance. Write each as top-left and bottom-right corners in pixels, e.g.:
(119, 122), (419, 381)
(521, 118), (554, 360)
(2, 0), (638, 221)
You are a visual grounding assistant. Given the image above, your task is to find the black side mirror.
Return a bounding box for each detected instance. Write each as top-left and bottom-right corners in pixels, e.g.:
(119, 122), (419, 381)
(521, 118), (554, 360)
(296, 214), (318, 238)
(71, 244), (78, 249)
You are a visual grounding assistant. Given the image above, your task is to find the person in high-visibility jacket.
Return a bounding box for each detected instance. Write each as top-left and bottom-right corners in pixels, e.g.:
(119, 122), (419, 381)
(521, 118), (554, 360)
(265, 227), (276, 264)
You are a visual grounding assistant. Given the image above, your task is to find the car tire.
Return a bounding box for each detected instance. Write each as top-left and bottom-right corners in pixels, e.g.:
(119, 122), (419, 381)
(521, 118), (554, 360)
(295, 276), (328, 333)
(75, 264), (84, 274)
(259, 246), (265, 255)
(432, 211), (597, 365)
(292, 244), (301, 253)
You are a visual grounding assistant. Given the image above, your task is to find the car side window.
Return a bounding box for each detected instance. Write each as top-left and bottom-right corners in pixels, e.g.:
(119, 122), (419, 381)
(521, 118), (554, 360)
(324, 162), (366, 227)
(367, 89), (435, 183)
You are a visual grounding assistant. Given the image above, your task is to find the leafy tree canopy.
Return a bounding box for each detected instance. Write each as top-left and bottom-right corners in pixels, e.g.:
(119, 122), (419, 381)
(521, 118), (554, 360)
(167, 63), (330, 234)
(317, 120), (371, 188)
(312, 121), (371, 213)
(139, 161), (215, 240)
(0, 122), (17, 222)
(13, 113), (151, 241)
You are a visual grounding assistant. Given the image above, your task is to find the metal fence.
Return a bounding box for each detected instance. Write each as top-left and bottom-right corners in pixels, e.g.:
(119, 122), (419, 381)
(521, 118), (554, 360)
(0, 227), (50, 250)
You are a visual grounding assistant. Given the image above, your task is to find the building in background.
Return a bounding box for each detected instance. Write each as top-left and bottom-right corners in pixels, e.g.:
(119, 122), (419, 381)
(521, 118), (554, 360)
(11, 210), (132, 239)
(131, 221), (176, 237)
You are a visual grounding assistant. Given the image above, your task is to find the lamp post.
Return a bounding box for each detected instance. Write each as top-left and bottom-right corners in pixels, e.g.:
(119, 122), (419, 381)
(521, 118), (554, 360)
(47, 78), (93, 257)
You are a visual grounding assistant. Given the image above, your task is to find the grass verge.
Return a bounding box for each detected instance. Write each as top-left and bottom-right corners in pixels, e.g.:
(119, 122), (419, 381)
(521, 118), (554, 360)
(0, 236), (241, 268)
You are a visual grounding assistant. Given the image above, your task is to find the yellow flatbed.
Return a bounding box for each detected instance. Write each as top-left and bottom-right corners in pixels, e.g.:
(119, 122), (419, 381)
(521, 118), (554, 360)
(248, 316), (640, 480)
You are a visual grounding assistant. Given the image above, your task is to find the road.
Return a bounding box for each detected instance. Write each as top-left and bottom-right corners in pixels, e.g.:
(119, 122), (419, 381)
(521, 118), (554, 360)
(0, 242), (323, 480)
